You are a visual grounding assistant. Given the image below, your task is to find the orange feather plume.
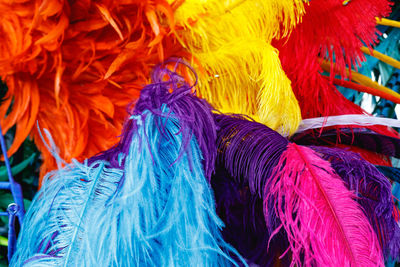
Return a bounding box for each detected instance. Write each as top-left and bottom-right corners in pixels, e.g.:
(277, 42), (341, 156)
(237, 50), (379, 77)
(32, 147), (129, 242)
(0, 0), (188, 186)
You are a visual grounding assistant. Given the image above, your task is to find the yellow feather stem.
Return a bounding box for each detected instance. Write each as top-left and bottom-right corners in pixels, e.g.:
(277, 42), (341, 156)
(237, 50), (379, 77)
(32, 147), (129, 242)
(172, 0), (304, 135)
(376, 17), (400, 28)
(320, 60), (400, 101)
(361, 46), (400, 70)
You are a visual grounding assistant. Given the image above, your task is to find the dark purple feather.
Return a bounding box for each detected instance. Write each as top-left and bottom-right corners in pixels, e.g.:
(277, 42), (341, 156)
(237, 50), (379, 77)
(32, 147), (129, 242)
(90, 59), (217, 180)
(376, 166), (400, 183)
(311, 145), (400, 261)
(213, 114), (291, 265)
(214, 113), (289, 197)
(292, 128), (400, 158)
(211, 167), (290, 266)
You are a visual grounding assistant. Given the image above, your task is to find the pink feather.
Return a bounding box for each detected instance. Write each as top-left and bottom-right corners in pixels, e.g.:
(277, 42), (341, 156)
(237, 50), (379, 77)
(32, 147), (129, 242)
(264, 143), (384, 266)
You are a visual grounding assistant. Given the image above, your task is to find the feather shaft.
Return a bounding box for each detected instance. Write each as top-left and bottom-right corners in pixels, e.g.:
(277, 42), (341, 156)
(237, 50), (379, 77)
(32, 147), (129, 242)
(376, 18), (400, 28)
(361, 46), (400, 70)
(320, 60), (400, 100)
(331, 78), (400, 104)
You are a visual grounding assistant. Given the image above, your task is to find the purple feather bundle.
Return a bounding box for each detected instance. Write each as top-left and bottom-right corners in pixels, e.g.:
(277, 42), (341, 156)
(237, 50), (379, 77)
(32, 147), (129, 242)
(311, 146), (400, 261)
(91, 60), (217, 180)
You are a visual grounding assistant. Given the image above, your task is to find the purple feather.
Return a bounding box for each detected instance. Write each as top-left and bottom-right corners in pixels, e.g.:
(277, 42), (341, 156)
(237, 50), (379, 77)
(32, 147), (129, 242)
(90, 59), (217, 180)
(213, 114), (291, 265)
(311, 145), (400, 261)
(214, 113), (289, 196)
(211, 167), (290, 266)
(293, 128), (400, 158)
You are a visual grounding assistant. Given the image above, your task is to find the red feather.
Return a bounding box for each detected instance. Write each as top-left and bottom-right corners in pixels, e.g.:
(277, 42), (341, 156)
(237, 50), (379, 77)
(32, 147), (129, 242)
(273, 0), (395, 138)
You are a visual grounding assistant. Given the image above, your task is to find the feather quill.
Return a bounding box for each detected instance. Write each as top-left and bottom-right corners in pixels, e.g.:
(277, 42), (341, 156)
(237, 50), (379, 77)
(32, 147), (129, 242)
(11, 65), (245, 266)
(311, 146), (400, 261)
(265, 143), (384, 266)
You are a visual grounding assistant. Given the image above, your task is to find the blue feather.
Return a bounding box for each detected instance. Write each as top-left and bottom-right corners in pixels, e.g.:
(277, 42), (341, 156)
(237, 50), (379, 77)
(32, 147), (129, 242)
(11, 63), (245, 266)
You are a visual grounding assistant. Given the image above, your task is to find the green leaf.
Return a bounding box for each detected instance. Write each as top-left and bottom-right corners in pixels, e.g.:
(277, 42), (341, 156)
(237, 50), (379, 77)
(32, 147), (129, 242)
(0, 153), (36, 181)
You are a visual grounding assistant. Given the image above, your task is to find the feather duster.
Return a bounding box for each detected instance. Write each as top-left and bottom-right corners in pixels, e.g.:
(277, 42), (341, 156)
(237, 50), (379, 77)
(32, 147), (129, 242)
(0, 0), (188, 185)
(265, 143), (385, 266)
(311, 146), (400, 261)
(171, 0), (304, 135)
(11, 65), (245, 266)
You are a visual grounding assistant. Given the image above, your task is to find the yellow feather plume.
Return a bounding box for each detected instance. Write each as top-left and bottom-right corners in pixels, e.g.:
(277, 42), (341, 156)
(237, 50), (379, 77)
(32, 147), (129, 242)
(171, 0), (304, 135)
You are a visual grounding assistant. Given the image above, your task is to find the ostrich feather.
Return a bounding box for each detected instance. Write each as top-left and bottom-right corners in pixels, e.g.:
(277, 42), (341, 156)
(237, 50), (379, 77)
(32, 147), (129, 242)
(90, 62), (217, 180)
(214, 113), (289, 196)
(11, 66), (245, 266)
(211, 114), (291, 265)
(273, 0), (395, 138)
(292, 127), (400, 158)
(172, 0), (304, 135)
(296, 115), (400, 134)
(311, 146), (400, 261)
(265, 143), (384, 266)
(211, 167), (290, 266)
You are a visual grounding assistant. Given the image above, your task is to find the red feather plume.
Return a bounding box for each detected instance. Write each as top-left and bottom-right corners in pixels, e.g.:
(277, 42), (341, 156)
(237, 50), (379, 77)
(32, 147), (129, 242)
(273, 0), (396, 138)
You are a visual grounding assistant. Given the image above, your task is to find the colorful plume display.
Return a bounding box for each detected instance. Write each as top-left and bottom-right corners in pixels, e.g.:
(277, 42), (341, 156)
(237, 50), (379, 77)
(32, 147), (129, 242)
(2, 0), (400, 266)
(212, 114), (400, 266)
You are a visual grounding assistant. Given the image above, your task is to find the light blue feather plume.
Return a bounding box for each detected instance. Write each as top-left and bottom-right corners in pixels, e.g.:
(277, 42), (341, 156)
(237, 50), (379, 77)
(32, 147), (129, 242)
(11, 64), (245, 266)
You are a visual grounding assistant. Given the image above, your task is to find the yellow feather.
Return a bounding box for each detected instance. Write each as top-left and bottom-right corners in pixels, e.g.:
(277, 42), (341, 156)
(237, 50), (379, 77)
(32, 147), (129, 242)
(172, 0), (304, 135)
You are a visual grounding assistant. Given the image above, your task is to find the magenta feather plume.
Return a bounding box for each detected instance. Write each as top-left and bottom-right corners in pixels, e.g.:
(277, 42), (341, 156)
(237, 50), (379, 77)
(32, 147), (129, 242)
(264, 143), (384, 266)
(311, 146), (400, 261)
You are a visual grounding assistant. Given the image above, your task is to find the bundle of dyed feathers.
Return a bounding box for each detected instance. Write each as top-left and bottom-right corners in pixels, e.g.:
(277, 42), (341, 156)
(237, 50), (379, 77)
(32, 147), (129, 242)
(2, 0), (400, 183)
(3, 0), (400, 266)
(11, 65), (400, 266)
(11, 64), (245, 266)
